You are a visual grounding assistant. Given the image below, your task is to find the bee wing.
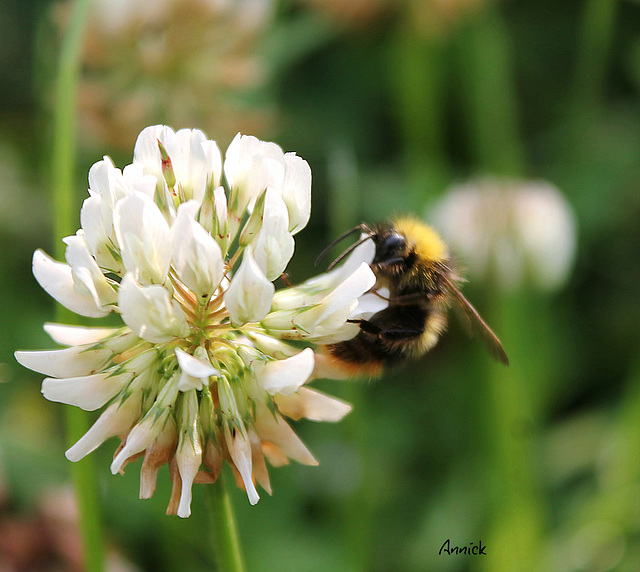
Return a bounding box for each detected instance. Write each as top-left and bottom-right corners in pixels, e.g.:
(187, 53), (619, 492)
(440, 274), (509, 366)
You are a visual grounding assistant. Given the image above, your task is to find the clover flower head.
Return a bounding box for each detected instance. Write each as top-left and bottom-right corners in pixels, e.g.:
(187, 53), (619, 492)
(16, 125), (378, 517)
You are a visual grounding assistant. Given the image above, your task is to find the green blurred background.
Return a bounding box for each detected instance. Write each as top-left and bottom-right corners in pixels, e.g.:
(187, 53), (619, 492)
(2, 0), (640, 570)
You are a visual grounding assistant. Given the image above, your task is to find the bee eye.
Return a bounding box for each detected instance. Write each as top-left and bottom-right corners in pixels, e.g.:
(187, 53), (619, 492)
(374, 233), (406, 263)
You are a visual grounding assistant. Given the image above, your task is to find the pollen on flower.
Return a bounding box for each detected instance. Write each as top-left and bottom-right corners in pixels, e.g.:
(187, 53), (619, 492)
(15, 125), (378, 517)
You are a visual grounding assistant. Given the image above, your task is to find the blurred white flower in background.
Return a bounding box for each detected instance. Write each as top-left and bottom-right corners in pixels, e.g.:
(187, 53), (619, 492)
(15, 125), (377, 518)
(52, 0), (275, 152)
(431, 179), (578, 292)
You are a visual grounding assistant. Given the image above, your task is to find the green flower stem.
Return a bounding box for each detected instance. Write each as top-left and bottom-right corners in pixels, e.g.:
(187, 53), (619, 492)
(51, 1), (104, 571)
(480, 292), (545, 572)
(66, 419), (104, 572)
(207, 471), (247, 572)
(52, 0), (93, 256)
(388, 18), (450, 205)
(455, 8), (526, 177)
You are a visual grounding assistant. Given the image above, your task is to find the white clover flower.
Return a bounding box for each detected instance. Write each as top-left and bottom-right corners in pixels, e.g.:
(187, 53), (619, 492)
(431, 178), (578, 292)
(15, 125), (376, 518)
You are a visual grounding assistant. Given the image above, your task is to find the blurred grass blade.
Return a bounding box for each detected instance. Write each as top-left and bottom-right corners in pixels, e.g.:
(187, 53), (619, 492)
(571, 0), (618, 119)
(51, 0), (105, 570)
(387, 18), (450, 204)
(455, 8), (525, 177)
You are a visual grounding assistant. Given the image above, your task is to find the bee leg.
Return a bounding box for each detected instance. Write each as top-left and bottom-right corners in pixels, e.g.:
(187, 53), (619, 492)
(376, 326), (425, 341)
(372, 289), (390, 302)
(346, 319), (382, 336)
(347, 319), (423, 340)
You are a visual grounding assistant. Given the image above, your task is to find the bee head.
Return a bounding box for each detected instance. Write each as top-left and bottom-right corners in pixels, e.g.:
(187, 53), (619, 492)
(370, 226), (416, 278)
(372, 230), (408, 264)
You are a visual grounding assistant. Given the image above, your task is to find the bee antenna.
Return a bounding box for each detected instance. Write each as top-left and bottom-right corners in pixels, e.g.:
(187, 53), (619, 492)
(315, 224), (372, 269)
(326, 233), (375, 270)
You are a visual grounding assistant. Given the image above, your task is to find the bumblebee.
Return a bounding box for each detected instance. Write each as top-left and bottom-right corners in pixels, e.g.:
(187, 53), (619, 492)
(321, 217), (509, 378)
